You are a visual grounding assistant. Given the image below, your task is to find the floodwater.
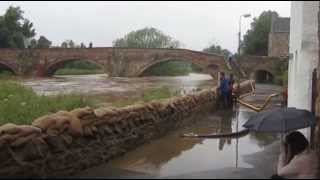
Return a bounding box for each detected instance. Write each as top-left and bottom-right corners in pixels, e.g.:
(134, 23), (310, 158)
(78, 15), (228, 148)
(22, 74), (287, 178)
(22, 73), (215, 97)
(74, 84), (284, 178)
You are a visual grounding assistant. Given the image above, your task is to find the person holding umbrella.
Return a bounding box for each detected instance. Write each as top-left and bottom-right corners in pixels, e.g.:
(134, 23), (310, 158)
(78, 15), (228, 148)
(243, 107), (319, 179)
(271, 131), (318, 179)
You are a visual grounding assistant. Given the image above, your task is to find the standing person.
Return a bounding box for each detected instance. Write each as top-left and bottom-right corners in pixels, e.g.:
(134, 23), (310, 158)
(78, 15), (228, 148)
(89, 42), (93, 48)
(271, 131), (319, 179)
(217, 72), (229, 108)
(228, 74), (235, 107)
(282, 85), (288, 107)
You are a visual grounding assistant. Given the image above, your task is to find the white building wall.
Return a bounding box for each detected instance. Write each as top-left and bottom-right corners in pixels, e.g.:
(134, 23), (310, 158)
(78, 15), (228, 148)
(288, 1), (319, 111)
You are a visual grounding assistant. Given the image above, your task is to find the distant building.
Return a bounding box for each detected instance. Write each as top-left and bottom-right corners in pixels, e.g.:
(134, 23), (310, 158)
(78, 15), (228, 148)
(268, 14), (290, 57)
(288, 1), (319, 111)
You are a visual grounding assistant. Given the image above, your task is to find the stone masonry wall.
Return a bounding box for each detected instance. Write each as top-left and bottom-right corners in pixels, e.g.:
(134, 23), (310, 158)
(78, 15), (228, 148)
(268, 32), (290, 57)
(0, 80), (253, 178)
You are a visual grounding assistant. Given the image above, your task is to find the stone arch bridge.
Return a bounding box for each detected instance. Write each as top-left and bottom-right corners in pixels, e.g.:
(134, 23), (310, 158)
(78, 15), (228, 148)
(231, 55), (289, 82)
(0, 48), (288, 81)
(0, 47), (228, 79)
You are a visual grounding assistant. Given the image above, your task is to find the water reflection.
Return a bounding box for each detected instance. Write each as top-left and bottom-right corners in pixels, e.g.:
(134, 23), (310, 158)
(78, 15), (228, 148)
(76, 102), (280, 178)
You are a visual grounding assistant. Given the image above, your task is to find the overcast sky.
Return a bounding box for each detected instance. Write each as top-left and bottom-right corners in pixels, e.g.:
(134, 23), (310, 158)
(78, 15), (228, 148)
(0, 1), (291, 53)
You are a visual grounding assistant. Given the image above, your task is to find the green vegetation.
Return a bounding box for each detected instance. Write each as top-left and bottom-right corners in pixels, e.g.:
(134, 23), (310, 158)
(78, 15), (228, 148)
(0, 80), (95, 125)
(54, 60), (104, 75)
(0, 80), (178, 124)
(0, 6), (36, 48)
(55, 68), (104, 75)
(274, 69), (288, 86)
(282, 70), (288, 85)
(111, 86), (174, 107)
(29, 35), (52, 48)
(243, 11), (279, 56)
(113, 27), (181, 48)
(272, 60), (289, 85)
(142, 60), (200, 76)
(203, 44), (232, 59)
(0, 70), (14, 78)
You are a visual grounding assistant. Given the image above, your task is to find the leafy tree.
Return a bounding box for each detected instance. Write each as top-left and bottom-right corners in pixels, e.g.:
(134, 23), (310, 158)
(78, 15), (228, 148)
(29, 38), (37, 48)
(0, 6), (36, 48)
(61, 40), (77, 48)
(36, 36), (51, 48)
(61, 41), (68, 48)
(113, 27), (181, 48)
(242, 11), (279, 56)
(203, 44), (232, 59)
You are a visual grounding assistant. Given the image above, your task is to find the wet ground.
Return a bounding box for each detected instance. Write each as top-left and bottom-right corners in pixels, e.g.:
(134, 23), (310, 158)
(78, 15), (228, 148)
(72, 84), (285, 179)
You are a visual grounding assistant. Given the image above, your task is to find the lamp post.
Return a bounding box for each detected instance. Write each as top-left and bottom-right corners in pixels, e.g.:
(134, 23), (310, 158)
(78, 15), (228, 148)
(238, 14), (251, 56)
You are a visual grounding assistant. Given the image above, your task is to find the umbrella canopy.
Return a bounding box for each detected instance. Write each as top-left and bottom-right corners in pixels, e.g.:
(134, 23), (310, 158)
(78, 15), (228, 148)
(243, 107), (316, 133)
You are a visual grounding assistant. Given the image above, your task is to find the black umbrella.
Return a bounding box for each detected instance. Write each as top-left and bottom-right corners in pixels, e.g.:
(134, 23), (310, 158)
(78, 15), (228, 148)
(243, 107), (316, 133)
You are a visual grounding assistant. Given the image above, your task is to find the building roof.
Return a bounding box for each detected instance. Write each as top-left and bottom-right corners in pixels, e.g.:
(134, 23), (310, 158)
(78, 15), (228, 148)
(272, 17), (290, 33)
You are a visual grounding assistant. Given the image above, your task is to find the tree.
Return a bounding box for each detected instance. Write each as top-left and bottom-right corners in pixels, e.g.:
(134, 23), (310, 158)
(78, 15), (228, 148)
(203, 44), (232, 59)
(0, 6), (36, 48)
(61, 41), (68, 48)
(61, 40), (77, 48)
(36, 36), (51, 48)
(242, 11), (279, 56)
(29, 38), (37, 48)
(112, 27), (181, 48)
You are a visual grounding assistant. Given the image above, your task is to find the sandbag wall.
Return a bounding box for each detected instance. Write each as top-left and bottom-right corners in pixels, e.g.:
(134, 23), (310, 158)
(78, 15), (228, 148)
(0, 80), (254, 178)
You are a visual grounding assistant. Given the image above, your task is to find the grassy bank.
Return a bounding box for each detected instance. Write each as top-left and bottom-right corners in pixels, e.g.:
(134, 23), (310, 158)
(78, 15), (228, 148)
(0, 80), (177, 124)
(0, 71), (15, 78)
(54, 60), (104, 75)
(0, 80), (95, 125)
(55, 68), (104, 75)
(111, 86), (174, 107)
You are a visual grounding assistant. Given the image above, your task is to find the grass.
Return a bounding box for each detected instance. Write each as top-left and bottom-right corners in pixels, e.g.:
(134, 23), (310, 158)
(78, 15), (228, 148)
(55, 68), (104, 75)
(0, 80), (96, 125)
(111, 86), (174, 107)
(0, 71), (15, 78)
(0, 80), (175, 124)
(54, 60), (104, 75)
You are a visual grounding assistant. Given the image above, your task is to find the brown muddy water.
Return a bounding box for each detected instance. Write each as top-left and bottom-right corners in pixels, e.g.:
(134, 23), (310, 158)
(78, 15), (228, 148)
(22, 73), (216, 107)
(22, 74), (288, 178)
(107, 106), (279, 177)
(74, 92), (283, 178)
(22, 73), (215, 96)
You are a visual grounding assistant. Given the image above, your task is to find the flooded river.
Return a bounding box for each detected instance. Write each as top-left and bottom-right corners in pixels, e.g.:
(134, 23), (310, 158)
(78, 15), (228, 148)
(22, 73), (215, 96)
(22, 74), (287, 178)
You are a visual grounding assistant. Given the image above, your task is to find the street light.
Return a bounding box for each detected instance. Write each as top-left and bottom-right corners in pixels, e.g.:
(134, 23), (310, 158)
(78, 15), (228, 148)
(238, 13), (251, 56)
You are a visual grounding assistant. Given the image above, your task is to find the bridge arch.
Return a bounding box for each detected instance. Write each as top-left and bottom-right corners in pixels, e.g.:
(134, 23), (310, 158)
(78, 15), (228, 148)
(0, 61), (18, 75)
(137, 57), (222, 78)
(251, 69), (275, 83)
(45, 58), (106, 76)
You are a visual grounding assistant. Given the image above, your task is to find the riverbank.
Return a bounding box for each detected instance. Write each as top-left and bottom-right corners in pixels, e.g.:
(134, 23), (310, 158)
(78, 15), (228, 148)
(0, 80), (178, 125)
(55, 68), (104, 75)
(0, 80), (96, 125)
(0, 80), (253, 178)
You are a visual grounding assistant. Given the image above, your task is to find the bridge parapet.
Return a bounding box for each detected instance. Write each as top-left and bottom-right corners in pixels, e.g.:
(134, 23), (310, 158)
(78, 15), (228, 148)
(0, 48), (227, 78)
